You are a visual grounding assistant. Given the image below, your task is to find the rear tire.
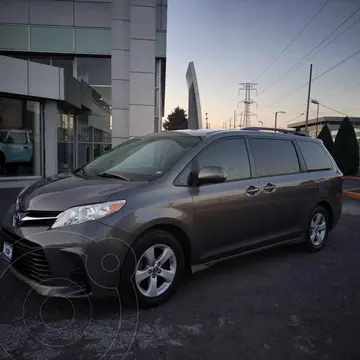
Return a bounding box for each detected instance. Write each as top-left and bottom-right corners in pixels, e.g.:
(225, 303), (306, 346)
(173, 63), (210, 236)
(305, 206), (329, 252)
(120, 229), (185, 308)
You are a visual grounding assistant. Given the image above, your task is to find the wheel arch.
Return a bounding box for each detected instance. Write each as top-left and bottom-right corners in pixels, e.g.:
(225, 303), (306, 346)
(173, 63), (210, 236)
(316, 200), (334, 230)
(130, 221), (193, 271)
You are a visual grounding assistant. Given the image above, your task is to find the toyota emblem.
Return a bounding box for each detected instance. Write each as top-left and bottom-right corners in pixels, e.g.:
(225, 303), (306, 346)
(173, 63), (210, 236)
(12, 212), (22, 228)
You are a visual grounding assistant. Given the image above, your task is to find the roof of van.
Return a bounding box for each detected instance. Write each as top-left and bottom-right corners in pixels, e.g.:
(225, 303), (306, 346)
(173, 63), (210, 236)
(171, 128), (312, 139)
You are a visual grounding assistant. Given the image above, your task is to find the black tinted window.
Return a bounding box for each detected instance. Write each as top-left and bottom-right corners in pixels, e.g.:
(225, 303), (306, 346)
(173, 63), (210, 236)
(297, 140), (333, 171)
(251, 138), (300, 177)
(197, 138), (251, 181)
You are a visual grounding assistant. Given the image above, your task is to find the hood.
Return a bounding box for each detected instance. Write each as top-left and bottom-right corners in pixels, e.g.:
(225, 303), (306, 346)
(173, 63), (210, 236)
(18, 172), (144, 212)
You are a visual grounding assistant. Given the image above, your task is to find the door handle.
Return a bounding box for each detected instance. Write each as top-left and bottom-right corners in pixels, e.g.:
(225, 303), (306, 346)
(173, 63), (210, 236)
(263, 183), (276, 193)
(246, 185), (260, 196)
(23, 146), (29, 149)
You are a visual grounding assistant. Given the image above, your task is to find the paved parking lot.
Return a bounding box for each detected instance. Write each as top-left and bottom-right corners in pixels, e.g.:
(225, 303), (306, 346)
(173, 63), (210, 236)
(0, 190), (359, 360)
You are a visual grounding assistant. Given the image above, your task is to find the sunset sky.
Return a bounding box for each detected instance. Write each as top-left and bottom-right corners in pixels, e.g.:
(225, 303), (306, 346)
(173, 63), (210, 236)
(165, 0), (360, 129)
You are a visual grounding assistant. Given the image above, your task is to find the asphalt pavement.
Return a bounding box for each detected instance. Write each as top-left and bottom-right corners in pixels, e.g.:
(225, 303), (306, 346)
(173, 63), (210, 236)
(0, 190), (359, 360)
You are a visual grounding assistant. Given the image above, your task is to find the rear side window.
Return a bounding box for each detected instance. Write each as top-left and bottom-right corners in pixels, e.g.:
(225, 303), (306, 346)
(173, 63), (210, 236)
(250, 138), (300, 177)
(297, 140), (333, 171)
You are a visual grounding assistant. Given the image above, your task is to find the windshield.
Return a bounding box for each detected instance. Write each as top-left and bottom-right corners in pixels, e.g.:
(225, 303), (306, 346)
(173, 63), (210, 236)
(81, 135), (202, 181)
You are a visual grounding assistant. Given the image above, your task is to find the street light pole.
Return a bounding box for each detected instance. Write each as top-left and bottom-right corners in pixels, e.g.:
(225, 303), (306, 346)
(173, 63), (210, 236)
(275, 111), (286, 130)
(311, 99), (320, 137)
(316, 104), (319, 136)
(305, 64), (313, 133)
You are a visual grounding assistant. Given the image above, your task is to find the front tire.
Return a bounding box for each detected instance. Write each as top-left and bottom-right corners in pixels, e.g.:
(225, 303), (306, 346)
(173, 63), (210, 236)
(120, 229), (185, 308)
(305, 206), (329, 252)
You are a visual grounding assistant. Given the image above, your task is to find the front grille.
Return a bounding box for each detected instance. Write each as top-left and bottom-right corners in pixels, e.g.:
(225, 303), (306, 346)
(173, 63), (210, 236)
(2, 228), (90, 293)
(11, 237), (52, 283)
(20, 210), (61, 228)
(25, 211), (61, 218)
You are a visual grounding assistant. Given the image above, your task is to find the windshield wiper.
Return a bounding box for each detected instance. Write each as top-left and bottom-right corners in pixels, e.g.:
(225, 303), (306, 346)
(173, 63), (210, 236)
(74, 167), (87, 175)
(98, 172), (130, 181)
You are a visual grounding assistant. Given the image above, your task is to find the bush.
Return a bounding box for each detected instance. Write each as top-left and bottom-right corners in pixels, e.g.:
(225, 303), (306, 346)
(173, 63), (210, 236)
(317, 124), (334, 156)
(333, 117), (359, 175)
(163, 107), (188, 131)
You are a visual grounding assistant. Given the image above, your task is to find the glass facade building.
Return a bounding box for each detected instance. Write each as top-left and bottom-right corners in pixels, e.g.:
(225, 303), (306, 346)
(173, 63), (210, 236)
(0, 0), (167, 185)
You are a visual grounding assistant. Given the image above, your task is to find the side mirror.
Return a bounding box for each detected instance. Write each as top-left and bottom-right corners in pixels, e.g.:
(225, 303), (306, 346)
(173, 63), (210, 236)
(197, 166), (227, 185)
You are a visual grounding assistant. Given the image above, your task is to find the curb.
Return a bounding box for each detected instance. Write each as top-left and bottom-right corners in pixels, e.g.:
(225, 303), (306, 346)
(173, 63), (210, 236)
(344, 176), (360, 180)
(343, 190), (360, 200)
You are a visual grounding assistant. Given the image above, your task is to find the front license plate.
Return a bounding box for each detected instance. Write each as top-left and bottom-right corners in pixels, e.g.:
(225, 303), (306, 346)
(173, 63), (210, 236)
(2, 242), (13, 262)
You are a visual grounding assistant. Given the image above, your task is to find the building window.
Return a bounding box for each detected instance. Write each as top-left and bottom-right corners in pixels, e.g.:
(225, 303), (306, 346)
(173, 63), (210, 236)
(93, 86), (111, 106)
(57, 110), (75, 173)
(30, 26), (73, 53)
(74, 29), (111, 55)
(76, 59), (112, 166)
(0, 97), (42, 177)
(156, 32), (166, 58)
(0, 25), (28, 51)
(76, 89), (112, 167)
(52, 58), (73, 76)
(77, 57), (111, 86)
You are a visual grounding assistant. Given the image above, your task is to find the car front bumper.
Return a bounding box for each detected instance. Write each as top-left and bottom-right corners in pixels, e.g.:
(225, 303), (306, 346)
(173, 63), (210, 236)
(0, 205), (132, 298)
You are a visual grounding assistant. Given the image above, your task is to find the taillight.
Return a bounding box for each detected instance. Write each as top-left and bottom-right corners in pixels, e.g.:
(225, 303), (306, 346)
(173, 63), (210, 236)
(338, 175), (343, 187)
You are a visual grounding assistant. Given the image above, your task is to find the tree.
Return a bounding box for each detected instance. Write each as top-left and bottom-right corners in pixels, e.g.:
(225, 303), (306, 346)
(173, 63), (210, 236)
(163, 106), (188, 131)
(333, 117), (359, 175)
(317, 124), (334, 156)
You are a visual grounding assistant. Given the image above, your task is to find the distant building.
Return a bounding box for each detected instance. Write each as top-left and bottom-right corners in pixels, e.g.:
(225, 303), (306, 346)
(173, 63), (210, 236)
(288, 116), (360, 142)
(186, 62), (203, 129)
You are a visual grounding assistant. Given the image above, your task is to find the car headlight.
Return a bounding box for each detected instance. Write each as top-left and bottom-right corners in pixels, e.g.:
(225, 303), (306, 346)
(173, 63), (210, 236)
(51, 200), (126, 229)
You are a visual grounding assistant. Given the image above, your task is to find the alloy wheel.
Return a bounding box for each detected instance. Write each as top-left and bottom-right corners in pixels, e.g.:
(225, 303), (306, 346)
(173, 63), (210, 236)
(135, 244), (177, 298)
(309, 212), (327, 246)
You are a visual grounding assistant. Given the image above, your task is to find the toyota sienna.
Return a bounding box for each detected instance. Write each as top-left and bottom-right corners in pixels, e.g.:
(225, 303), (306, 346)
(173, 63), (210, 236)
(0, 128), (343, 307)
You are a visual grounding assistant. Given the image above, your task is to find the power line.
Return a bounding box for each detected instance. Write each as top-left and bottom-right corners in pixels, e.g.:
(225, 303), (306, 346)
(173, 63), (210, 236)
(317, 103), (349, 116)
(313, 48), (360, 80)
(285, 112), (305, 124)
(344, 107), (360, 113)
(252, 0), (331, 83)
(265, 47), (360, 108)
(329, 82), (360, 97)
(258, 5), (360, 96)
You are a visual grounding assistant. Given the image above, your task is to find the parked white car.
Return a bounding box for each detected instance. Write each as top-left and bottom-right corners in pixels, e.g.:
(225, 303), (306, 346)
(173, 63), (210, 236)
(0, 130), (33, 173)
